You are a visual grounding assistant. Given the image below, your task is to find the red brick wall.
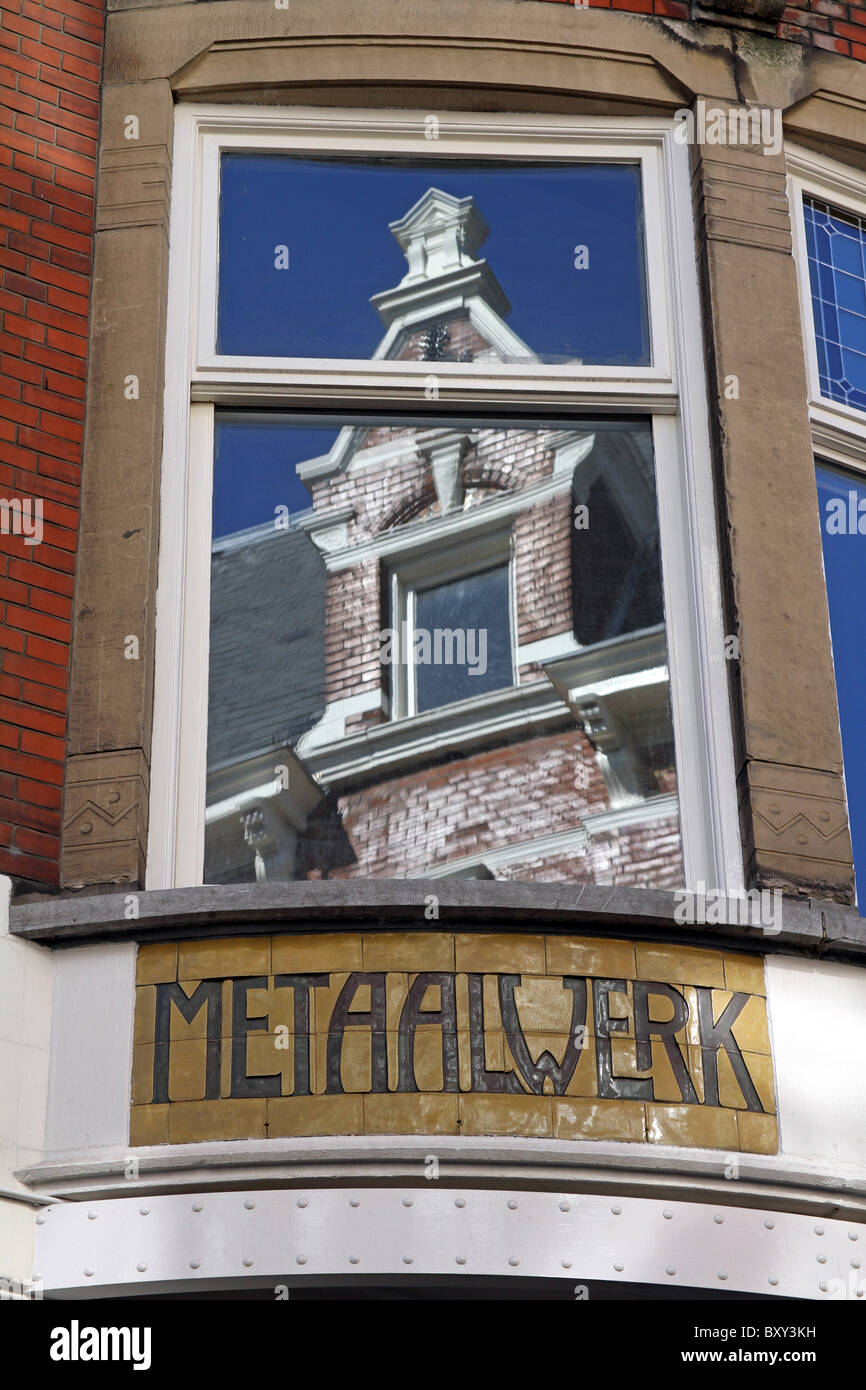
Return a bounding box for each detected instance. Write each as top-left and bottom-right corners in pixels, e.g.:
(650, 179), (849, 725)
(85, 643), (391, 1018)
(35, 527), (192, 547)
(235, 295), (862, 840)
(536, 0), (866, 59)
(0, 0), (103, 886)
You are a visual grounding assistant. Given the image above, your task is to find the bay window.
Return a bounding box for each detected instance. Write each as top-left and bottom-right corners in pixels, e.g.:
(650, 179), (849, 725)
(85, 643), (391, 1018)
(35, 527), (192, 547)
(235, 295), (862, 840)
(148, 107), (740, 894)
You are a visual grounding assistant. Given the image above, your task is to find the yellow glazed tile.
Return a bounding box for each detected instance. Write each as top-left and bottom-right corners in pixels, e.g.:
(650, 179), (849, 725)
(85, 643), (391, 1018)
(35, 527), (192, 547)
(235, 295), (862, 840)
(133, 986), (156, 1045)
(362, 932), (455, 972)
(715, 1049), (776, 1114)
(737, 1111), (779, 1156)
(364, 1093), (458, 1135)
(590, 978), (633, 1036)
(168, 1038), (209, 1103)
(136, 942), (177, 985)
(156, 981), (218, 1042)
(513, 976), (589, 1035)
(554, 1099), (645, 1142)
(723, 952), (766, 996)
(727, 993), (771, 1055)
(168, 1099), (267, 1145)
(267, 1095), (364, 1138)
(646, 1102), (738, 1151)
(131, 1043), (154, 1107)
(271, 932), (363, 973)
(243, 1032), (293, 1096)
(178, 936), (270, 980)
(503, 1033), (592, 1097)
(455, 933), (546, 975)
(635, 943), (725, 989)
(456, 1029), (513, 1092)
(458, 1094), (551, 1138)
(129, 1104), (169, 1147)
(545, 936), (636, 980)
(646, 1038), (698, 1105)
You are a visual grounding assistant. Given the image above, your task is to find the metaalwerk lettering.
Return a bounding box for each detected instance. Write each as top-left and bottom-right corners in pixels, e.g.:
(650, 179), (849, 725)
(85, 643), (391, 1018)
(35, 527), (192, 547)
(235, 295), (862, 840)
(131, 933), (776, 1151)
(150, 968), (760, 1106)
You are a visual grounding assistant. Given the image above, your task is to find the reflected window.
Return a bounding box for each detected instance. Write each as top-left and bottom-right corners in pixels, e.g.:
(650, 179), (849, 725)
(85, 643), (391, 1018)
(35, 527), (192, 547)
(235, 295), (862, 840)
(804, 197), (866, 412)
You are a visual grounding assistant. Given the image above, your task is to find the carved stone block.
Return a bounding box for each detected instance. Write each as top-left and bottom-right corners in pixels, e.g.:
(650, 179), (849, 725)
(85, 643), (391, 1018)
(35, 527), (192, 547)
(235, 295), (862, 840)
(62, 751), (150, 889)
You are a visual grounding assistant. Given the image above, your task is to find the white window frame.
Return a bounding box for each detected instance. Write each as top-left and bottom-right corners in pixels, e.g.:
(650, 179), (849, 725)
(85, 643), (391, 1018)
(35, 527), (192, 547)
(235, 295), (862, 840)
(788, 143), (866, 471)
(148, 103), (743, 896)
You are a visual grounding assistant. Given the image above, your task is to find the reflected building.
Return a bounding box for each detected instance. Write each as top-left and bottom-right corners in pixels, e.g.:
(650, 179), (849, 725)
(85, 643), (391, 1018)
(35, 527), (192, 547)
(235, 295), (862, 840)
(204, 188), (681, 886)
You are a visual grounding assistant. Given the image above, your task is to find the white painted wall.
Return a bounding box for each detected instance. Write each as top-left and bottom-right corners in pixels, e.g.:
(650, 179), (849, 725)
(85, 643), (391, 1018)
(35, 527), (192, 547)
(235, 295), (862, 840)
(44, 941), (136, 1157)
(766, 954), (866, 1167)
(0, 876), (54, 1282)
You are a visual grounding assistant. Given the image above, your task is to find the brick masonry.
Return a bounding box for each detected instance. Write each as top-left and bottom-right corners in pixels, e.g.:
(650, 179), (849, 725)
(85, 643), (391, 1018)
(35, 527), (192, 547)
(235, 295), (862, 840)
(0, 0), (103, 886)
(533, 0), (866, 58)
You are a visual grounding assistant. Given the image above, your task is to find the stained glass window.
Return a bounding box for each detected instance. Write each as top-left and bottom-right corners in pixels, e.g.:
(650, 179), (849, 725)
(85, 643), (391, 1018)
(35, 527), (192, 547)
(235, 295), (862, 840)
(804, 196), (866, 411)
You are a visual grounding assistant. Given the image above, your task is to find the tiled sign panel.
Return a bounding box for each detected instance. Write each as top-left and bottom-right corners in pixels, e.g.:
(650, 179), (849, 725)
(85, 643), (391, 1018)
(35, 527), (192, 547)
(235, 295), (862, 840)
(131, 934), (776, 1154)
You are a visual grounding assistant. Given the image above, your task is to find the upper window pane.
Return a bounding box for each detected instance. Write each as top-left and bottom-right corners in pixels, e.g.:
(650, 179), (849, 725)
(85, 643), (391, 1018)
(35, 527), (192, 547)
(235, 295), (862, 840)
(804, 196), (866, 412)
(217, 155), (650, 366)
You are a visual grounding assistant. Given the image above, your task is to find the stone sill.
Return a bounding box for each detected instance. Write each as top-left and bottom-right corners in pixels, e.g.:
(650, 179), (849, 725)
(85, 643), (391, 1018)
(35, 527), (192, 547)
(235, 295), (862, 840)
(9, 880), (866, 959)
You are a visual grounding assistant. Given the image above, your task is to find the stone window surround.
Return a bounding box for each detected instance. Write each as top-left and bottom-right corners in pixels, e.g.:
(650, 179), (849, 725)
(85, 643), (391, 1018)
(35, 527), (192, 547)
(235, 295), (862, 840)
(46, 0), (866, 938)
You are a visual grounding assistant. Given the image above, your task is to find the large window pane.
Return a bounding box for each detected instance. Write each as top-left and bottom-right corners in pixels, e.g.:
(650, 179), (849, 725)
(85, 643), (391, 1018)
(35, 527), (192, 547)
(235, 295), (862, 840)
(204, 412), (681, 888)
(816, 463), (866, 910)
(217, 155), (650, 366)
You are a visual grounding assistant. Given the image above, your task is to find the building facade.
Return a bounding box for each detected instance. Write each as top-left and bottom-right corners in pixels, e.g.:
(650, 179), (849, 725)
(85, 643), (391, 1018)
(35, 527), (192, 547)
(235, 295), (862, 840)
(2, 0), (866, 1300)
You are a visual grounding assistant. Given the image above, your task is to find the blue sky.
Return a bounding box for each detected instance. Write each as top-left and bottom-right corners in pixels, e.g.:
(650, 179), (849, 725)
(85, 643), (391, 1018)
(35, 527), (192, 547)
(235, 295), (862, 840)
(218, 155), (649, 365)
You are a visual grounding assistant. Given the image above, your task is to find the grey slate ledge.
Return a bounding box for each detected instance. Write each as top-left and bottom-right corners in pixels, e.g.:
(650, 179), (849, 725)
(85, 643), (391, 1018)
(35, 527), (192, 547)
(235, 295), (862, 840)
(9, 880), (866, 959)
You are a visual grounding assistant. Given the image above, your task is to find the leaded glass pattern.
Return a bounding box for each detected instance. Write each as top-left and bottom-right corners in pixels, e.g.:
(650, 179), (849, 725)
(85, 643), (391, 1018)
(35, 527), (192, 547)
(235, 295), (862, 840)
(804, 196), (866, 411)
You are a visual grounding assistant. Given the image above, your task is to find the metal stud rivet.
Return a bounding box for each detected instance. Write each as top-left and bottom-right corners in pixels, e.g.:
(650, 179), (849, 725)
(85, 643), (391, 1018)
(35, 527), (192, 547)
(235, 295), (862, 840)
(819, 1282), (829, 1292)
(561, 1260), (572, 1269)
(814, 1226), (824, 1236)
(508, 1257), (519, 1267)
(349, 1256), (360, 1265)
(35, 1215), (46, 1225)
(665, 1266), (676, 1276)
(663, 1210), (673, 1220)
(190, 1261), (200, 1270)
(817, 1254), (827, 1264)
(138, 1207), (150, 1216)
(349, 1198), (360, 1208)
(84, 1269), (94, 1278)
(559, 1202), (570, 1213)
(769, 1277), (779, 1287)
(244, 1200), (255, 1210)
(402, 1198), (413, 1207)
(192, 1203), (203, 1213)
(296, 1255), (307, 1266)
(507, 1200), (518, 1210)
(852, 1260), (862, 1270)
(455, 1198), (466, 1208)
(614, 1263), (624, 1273)
(764, 1219), (775, 1229)
(297, 1198), (308, 1208)
(849, 1232), (859, 1241)
(87, 1212), (98, 1221)
(136, 1263), (147, 1273)
(713, 1215), (724, 1225)
(242, 1257), (254, 1268)
(403, 1256), (413, 1265)
(456, 1257), (467, 1266)
(717, 1272), (728, 1281)
(611, 1205), (622, 1216)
